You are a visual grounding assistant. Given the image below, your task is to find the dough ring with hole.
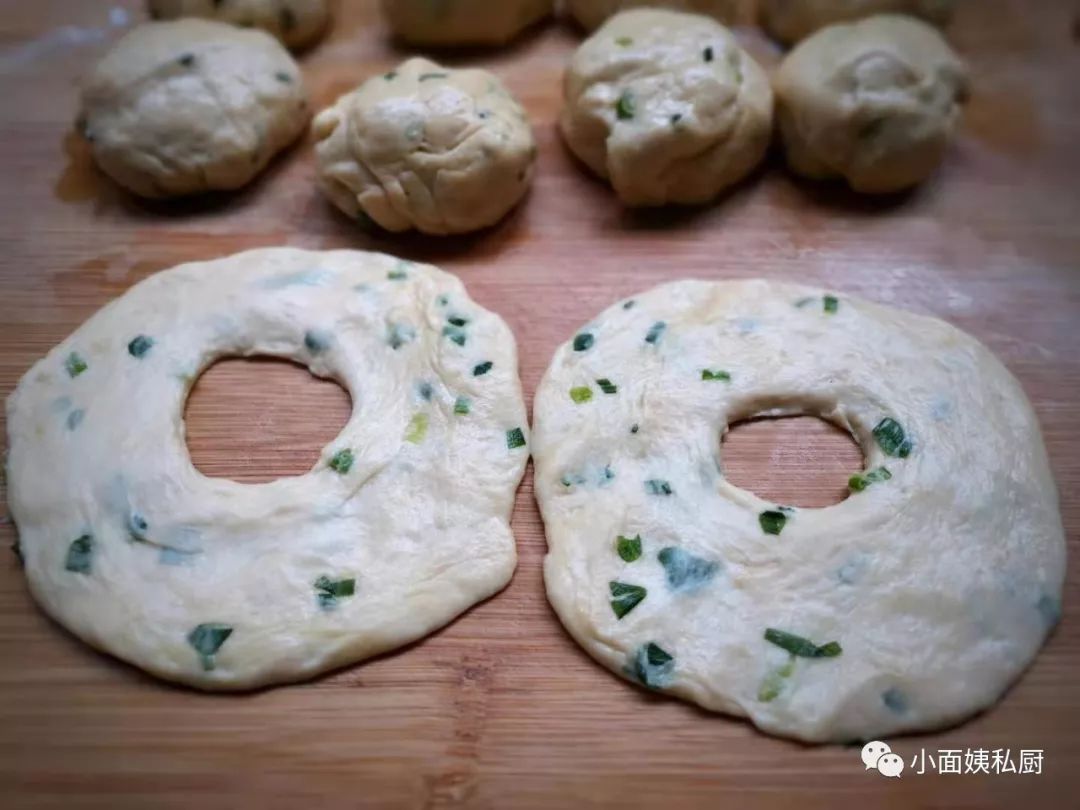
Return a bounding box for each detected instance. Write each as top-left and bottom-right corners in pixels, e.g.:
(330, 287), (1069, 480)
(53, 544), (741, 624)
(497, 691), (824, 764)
(5, 248), (529, 690)
(533, 279), (1065, 742)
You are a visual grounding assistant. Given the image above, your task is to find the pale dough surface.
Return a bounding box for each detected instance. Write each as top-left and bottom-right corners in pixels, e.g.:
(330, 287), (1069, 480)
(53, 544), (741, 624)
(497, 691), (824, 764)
(760, 0), (954, 44)
(381, 0), (552, 46)
(79, 20), (309, 198)
(147, 0), (330, 49)
(314, 57), (537, 235)
(534, 279), (1065, 742)
(566, 0), (738, 32)
(774, 14), (967, 193)
(6, 248), (529, 690)
(561, 9), (772, 207)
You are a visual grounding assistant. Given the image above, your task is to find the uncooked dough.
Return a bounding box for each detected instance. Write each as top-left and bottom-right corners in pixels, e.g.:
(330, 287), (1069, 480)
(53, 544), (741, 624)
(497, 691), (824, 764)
(560, 9), (773, 206)
(147, 0), (330, 49)
(78, 20), (309, 198)
(5, 248), (530, 690)
(313, 58), (537, 235)
(534, 279), (1064, 742)
(774, 14), (968, 194)
(565, 0), (738, 32)
(760, 0), (954, 44)
(381, 0), (552, 46)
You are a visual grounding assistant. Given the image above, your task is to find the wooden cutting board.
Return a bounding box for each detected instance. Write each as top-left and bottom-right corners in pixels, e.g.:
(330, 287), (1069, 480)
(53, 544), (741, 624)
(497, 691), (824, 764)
(1, 2), (1077, 807)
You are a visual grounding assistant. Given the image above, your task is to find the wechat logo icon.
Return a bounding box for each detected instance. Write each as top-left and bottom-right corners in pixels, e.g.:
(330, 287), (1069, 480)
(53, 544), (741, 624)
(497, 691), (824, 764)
(862, 741), (904, 778)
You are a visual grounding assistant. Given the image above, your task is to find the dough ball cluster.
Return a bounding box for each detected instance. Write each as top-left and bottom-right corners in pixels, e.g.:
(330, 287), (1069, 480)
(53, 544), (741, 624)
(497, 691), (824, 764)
(314, 58), (537, 235)
(760, 0), (955, 44)
(78, 19), (309, 199)
(561, 9), (772, 207)
(774, 14), (968, 193)
(565, 0), (739, 32)
(147, 0), (330, 49)
(381, 0), (552, 46)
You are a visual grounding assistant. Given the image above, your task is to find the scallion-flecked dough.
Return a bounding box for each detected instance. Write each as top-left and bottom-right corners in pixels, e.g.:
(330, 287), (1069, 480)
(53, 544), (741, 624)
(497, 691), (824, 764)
(534, 279), (1065, 742)
(760, 0), (954, 44)
(314, 58), (537, 235)
(381, 0), (552, 46)
(147, 0), (330, 49)
(774, 14), (967, 193)
(78, 20), (309, 198)
(565, 0), (738, 31)
(560, 9), (773, 206)
(6, 248), (529, 690)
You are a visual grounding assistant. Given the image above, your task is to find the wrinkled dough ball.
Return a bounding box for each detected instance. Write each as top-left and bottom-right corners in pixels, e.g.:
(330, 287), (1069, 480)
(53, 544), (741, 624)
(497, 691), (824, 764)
(147, 0), (330, 49)
(760, 0), (954, 44)
(78, 20), (309, 199)
(566, 0), (739, 32)
(381, 0), (552, 46)
(561, 9), (773, 207)
(313, 58), (537, 235)
(774, 14), (967, 194)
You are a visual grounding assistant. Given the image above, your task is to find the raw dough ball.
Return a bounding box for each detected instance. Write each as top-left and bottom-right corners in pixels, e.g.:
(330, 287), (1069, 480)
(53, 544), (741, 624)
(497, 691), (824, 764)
(313, 58), (537, 235)
(774, 14), (967, 193)
(6, 248), (530, 690)
(561, 9), (772, 206)
(78, 20), (309, 199)
(760, 0), (954, 44)
(566, 0), (739, 32)
(533, 279), (1065, 742)
(381, 0), (552, 46)
(147, 0), (330, 49)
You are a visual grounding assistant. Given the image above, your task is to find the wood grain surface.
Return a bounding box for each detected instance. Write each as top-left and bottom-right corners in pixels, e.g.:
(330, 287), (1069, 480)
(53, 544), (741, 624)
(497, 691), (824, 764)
(1, 1), (1079, 808)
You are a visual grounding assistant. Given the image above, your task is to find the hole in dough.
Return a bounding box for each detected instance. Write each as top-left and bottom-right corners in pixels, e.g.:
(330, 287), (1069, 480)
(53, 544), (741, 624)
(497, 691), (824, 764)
(721, 415), (863, 508)
(184, 356), (352, 484)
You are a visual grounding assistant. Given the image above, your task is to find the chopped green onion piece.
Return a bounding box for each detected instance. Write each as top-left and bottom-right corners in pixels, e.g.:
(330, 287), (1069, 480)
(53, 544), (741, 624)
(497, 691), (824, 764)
(187, 623), (233, 671)
(645, 479), (672, 496)
(506, 427), (526, 449)
(759, 510), (787, 535)
(384, 70), (398, 80)
(701, 369), (731, 382)
(178, 53), (195, 67)
(631, 642), (674, 688)
(615, 36), (633, 46)
(570, 386), (593, 404)
(630, 423), (639, 434)
(329, 448), (354, 474)
(609, 581), (647, 619)
(644, 321), (666, 344)
(473, 361), (493, 376)
(405, 412), (429, 444)
(658, 547), (718, 590)
(873, 417), (912, 457)
(573, 333), (594, 352)
(823, 295), (839, 314)
(387, 322), (415, 350)
(128, 335), (154, 358)
(419, 72), (449, 81)
(616, 89), (636, 120)
(315, 575), (356, 609)
(65, 534), (93, 574)
(703, 46), (714, 62)
(764, 628), (842, 658)
(418, 381), (433, 401)
(757, 655), (796, 702)
(848, 466), (892, 492)
(794, 296), (815, 308)
(447, 315), (469, 327)
(304, 330), (330, 354)
(622, 300), (636, 310)
(387, 268), (407, 280)
(65, 352), (88, 378)
(596, 378), (617, 394)
(443, 325), (467, 346)
(454, 396), (471, 415)
(616, 534), (642, 562)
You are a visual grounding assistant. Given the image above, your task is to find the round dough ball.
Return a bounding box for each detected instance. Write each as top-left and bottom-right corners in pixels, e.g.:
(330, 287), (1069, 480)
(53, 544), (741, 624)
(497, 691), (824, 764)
(147, 0), (330, 49)
(774, 14), (967, 193)
(533, 279), (1064, 742)
(6, 248), (529, 690)
(560, 9), (772, 207)
(760, 0), (954, 44)
(313, 58), (537, 235)
(381, 0), (552, 47)
(78, 20), (309, 199)
(566, 0), (739, 32)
